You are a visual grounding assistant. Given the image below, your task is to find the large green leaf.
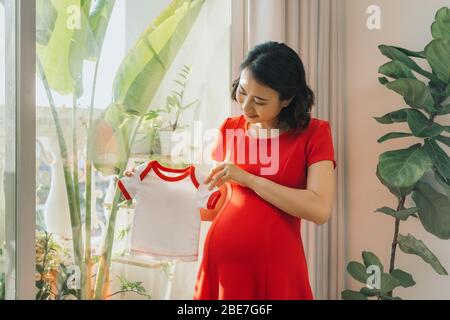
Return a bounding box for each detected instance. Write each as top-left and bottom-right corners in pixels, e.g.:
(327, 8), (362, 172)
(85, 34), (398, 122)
(360, 287), (380, 297)
(391, 46), (426, 59)
(391, 269), (416, 288)
(36, 0), (57, 45)
(347, 262), (369, 284)
(113, 0), (206, 115)
(37, 0), (115, 97)
(85, 0), (116, 61)
(362, 251), (384, 273)
(379, 60), (416, 80)
(397, 233), (448, 275)
(37, 0), (80, 94)
(406, 109), (445, 138)
(386, 79), (436, 114)
(424, 139), (450, 178)
(379, 45), (440, 84)
(425, 39), (450, 84)
(412, 180), (450, 239)
(380, 273), (399, 295)
(434, 169), (450, 198)
(377, 132), (413, 143)
(378, 144), (433, 188)
(375, 206), (418, 221)
(431, 7), (450, 40)
(374, 108), (409, 124)
(69, 0), (94, 97)
(376, 164), (414, 198)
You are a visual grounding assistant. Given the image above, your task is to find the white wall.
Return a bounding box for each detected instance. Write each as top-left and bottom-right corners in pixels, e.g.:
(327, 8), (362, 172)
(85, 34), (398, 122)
(345, 0), (450, 299)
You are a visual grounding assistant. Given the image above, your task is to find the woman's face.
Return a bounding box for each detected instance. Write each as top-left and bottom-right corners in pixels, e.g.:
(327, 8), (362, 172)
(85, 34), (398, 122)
(236, 68), (292, 128)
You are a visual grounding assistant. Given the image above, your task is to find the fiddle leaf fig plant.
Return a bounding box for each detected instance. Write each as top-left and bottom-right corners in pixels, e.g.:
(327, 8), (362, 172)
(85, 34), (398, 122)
(342, 6), (450, 300)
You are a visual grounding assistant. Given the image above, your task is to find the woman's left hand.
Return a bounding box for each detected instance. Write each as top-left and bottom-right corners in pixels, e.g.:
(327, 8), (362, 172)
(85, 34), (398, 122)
(204, 162), (253, 190)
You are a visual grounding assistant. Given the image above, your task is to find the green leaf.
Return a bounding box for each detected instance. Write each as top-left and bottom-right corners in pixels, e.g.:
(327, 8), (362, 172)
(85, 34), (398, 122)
(376, 165), (414, 198)
(36, 264), (45, 274)
(377, 132), (413, 143)
(379, 45), (441, 84)
(374, 108), (409, 124)
(360, 287), (380, 297)
(406, 109), (445, 138)
(36, 0), (57, 45)
(37, 0), (80, 94)
(431, 7), (450, 40)
(36, 280), (45, 289)
(375, 206), (418, 221)
(380, 273), (400, 295)
(379, 77), (389, 85)
(379, 60), (416, 79)
(391, 269), (416, 288)
(341, 290), (368, 300)
(425, 39), (450, 83)
(386, 79), (436, 114)
(112, 0), (206, 116)
(378, 144), (433, 188)
(347, 261), (369, 284)
(391, 46), (426, 58)
(434, 169), (450, 198)
(437, 103), (450, 115)
(397, 233), (448, 275)
(412, 180), (450, 239)
(85, 0), (116, 61)
(362, 251), (384, 273)
(424, 139), (450, 178)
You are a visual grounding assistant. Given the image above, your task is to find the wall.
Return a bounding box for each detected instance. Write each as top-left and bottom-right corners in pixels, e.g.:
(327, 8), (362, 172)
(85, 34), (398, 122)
(344, 0), (450, 299)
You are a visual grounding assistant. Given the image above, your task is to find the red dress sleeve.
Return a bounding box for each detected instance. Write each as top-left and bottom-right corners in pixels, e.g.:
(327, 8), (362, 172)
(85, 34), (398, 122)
(305, 121), (337, 169)
(211, 117), (231, 162)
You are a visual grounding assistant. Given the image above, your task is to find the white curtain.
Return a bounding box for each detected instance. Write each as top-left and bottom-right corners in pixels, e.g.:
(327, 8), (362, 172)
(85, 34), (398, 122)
(231, 0), (346, 300)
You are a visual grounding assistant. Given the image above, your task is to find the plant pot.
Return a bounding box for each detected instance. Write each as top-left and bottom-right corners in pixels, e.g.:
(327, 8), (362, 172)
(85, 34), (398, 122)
(158, 130), (176, 157)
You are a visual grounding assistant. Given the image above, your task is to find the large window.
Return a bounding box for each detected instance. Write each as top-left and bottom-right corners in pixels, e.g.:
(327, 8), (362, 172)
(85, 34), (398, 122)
(34, 0), (231, 300)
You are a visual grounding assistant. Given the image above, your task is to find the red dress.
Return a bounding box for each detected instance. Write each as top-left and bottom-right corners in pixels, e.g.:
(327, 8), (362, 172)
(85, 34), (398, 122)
(193, 115), (337, 300)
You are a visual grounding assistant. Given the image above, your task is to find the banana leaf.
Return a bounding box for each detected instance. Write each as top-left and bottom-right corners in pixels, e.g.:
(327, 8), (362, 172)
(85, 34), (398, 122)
(90, 0), (205, 175)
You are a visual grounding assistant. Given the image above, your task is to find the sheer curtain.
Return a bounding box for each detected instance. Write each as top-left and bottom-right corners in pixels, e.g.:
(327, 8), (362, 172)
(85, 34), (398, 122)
(231, 0), (346, 300)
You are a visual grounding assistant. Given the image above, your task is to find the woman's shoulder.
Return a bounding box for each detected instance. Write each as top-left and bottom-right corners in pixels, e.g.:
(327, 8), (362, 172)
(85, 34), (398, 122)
(219, 115), (245, 131)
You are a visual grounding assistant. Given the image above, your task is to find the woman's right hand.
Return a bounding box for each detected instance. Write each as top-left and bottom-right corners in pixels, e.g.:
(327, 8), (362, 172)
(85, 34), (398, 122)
(123, 166), (136, 177)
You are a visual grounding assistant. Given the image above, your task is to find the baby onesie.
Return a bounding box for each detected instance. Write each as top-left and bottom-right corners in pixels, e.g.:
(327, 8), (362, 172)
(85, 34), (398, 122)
(118, 160), (221, 262)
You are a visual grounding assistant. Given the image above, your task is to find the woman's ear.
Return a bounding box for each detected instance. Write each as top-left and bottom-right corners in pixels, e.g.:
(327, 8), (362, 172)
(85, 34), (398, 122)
(282, 97), (294, 108)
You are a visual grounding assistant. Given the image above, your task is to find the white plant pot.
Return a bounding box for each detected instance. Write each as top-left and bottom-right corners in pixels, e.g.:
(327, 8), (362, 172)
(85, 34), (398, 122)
(158, 130), (176, 157)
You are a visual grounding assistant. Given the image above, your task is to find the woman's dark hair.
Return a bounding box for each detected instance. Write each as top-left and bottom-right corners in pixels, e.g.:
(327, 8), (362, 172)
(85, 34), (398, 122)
(231, 41), (314, 132)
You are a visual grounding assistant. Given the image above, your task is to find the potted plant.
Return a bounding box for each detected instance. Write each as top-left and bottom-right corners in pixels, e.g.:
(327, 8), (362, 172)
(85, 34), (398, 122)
(156, 64), (200, 156)
(342, 6), (450, 300)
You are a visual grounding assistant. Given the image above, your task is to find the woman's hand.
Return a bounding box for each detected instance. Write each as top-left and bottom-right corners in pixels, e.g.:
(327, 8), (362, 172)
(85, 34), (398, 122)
(123, 166), (136, 177)
(204, 162), (254, 190)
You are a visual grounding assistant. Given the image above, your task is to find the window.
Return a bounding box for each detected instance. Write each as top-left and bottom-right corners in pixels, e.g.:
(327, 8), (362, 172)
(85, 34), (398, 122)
(34, 0), (231, 300)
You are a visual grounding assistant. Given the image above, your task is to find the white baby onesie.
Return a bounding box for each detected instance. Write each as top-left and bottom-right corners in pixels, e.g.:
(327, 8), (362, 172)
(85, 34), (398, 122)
(118, 160), (221, 262)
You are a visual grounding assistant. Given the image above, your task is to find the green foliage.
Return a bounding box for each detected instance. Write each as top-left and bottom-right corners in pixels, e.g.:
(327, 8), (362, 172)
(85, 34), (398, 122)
(155, 64), (200, 132)
(343, 7), (450, 300)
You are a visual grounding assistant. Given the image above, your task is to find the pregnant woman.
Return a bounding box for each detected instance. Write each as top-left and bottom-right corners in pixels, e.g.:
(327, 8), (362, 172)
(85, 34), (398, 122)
(195, 41), (336, 300)
(125, 41), (337, 300)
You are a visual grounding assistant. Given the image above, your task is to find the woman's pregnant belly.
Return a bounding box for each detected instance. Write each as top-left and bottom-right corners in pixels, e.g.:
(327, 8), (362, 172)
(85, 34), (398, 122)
(206, 185), (304, 265)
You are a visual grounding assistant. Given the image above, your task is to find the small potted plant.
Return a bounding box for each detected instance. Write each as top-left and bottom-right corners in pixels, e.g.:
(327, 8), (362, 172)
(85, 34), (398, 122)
(156, 64), (199, 157)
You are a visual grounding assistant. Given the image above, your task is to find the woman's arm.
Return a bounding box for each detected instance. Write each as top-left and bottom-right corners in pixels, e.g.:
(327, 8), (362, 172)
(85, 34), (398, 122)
(205, 160), (336, 225)
(247, 160), (335, 225)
